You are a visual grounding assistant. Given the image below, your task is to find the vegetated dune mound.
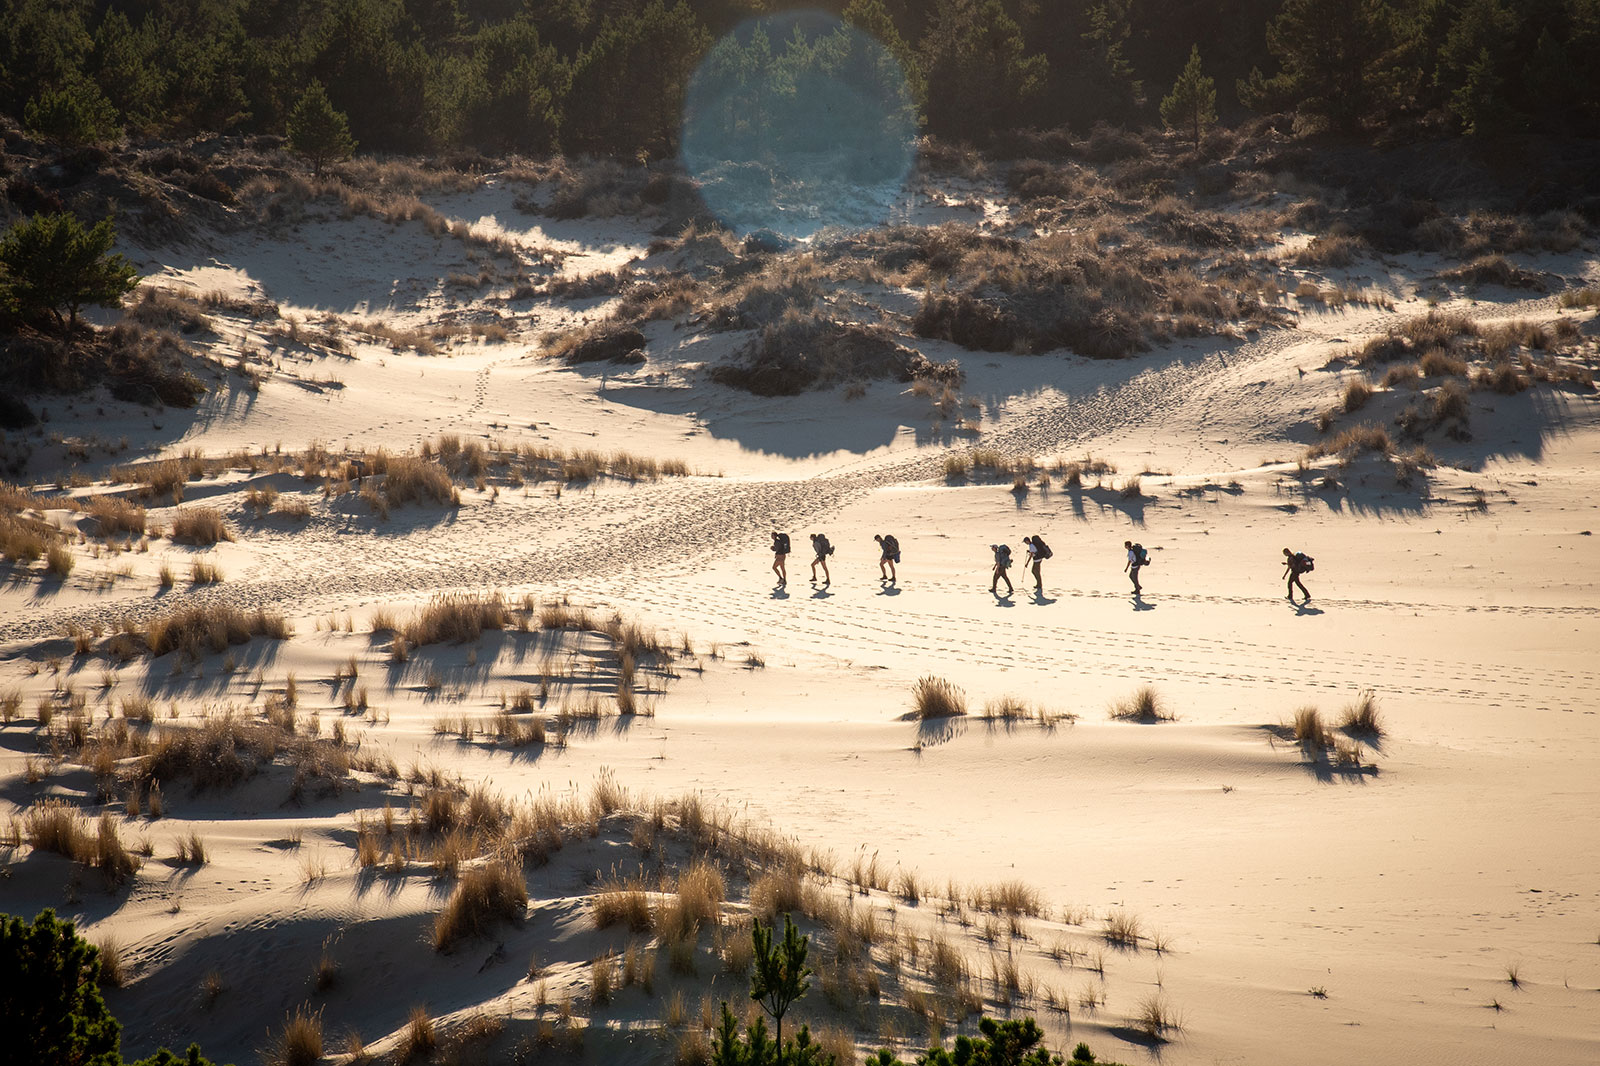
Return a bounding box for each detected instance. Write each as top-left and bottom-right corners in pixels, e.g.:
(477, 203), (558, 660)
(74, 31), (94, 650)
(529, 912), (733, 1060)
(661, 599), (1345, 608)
(711, 316), (960, 396)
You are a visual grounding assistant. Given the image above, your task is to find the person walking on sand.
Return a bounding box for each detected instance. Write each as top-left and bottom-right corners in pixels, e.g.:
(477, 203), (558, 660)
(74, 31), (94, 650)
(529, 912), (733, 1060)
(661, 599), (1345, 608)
(874, 533), (900, 583)
(990, 542), (1014, 595)
(1283, 546), (1314, 603)
(809, 532), (833, 585)
(770, 530), (790, 587)
(1124, 539), (1148, 595)
(1024, 534), (1052, 591)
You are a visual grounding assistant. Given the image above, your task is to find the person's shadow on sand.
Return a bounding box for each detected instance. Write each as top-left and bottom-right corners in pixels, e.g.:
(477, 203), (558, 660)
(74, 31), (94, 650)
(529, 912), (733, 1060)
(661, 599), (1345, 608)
(1290, 600), (1324, 616)
(770, 587), (789, 600)
(1031, 590), (1056, 605)
(811, 587), (833, 600)
(992, 591), (1015, 606)
(1131, 593), (1156, 611)
(877, 585), (902, 597)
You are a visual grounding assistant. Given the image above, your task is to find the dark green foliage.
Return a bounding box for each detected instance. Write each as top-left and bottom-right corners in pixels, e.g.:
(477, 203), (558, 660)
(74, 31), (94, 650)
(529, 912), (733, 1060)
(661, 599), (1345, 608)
(711, 915), (831, 1065)
(24, 73), (121, 145)
(565, 0), (708, 157)
(1, 909), (123, 1066)
(918, 0), (1046, 142)
(1237, 0), (1396, 131)
(1159, 45), (1216, 150)
(0, 0), (1591, 162)
(1, 910), (230, 1066)
(128, 1046), (223, 1066)
(749, 914), (811, 1050)
(287, 80), (355, 177)
(711, 1004), (834, 1066)
(868, 1017), (1067, 1066)
(0, 213), (139, 330)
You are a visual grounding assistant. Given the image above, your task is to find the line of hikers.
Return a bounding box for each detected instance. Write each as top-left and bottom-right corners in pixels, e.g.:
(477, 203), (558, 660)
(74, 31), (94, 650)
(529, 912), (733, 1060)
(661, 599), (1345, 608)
(771, 531), (1316, 603)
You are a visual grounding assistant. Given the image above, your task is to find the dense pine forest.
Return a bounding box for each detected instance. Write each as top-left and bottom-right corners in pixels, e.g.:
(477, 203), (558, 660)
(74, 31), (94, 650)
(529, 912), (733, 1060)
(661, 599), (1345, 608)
(3, 0), (1598, 157)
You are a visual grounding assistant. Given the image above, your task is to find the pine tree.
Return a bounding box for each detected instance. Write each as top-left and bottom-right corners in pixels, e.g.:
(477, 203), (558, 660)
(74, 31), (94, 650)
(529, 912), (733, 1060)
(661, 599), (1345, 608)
(0, 213), (139, 331)
(23, 74), (121, 145)
(1160, 45), (1216, 150)
(1237, 0), (1396, 132)
(286, 80), (355, 177)
(0, 910), (122, 1066)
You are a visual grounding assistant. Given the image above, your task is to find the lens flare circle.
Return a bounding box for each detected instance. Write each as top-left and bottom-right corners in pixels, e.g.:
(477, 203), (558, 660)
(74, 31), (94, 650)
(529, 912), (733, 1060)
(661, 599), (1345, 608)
(681, 10), (917, 239)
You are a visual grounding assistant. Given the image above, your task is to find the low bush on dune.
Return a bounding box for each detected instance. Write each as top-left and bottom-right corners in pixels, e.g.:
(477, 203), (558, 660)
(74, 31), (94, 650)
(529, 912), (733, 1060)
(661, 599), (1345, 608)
(711, 316), (957, 397)
(433, 860), (528, 951)
(376, 454), (456, 507)
(543, 323), (646, 364)
(1441, 254), (1543, 290)
(911, 675), (967, 719)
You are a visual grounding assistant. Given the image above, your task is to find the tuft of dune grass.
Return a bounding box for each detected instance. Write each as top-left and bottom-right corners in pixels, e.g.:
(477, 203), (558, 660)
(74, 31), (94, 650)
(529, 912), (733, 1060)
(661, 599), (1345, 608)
(1338, 690), (1385, 739)
(433, 859), (528, 951)
(1109, 685), (1173, 723)
(912, 675), (967, 719)
(169, 507), (232, 545)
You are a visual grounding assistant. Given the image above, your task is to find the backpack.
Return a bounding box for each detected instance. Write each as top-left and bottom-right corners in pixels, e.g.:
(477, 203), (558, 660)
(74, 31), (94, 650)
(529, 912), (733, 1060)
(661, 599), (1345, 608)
(773, 532), (790, 554)
(1034, 538), (1052, 560)
(995, 544), (1011, 566)
(882, 535), (899, 555)
(816, 535), (833, 557)
(1131, 543), (1150, 566)
(1295, 552), (1314, 573)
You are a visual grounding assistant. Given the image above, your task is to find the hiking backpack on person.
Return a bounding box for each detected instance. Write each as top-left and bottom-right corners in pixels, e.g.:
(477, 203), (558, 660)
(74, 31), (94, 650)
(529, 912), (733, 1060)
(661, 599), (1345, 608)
(1034, 537), (1053, 560)
(882, 534), (899, 560)
(1130, 543), (1150, 566)
(773, 532), (791, 555)
(1293, 552), (1314, 573)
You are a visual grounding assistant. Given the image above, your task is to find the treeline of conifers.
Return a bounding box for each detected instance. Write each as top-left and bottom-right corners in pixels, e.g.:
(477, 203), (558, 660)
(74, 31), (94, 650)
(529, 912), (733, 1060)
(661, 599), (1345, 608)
(3, 0), (1597, 157)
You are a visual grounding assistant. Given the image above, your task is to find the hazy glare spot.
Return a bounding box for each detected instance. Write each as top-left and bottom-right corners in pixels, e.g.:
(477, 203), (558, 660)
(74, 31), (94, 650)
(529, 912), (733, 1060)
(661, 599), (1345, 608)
(681, 12), (917, 239)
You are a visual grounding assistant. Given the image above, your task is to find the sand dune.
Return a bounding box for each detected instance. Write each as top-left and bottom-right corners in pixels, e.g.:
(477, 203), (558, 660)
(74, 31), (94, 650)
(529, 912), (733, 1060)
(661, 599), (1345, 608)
(3, 168), (1598, 1066)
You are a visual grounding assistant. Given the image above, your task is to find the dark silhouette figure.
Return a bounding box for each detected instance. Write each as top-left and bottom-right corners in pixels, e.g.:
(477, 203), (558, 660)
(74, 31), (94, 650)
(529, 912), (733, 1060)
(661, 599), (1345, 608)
(1283, 546), (1313, 603)
(1023, 534), (1051, 591)
(770, 531), (790, 587)
(874, 533), (900, 583)
(809, 532), (832, 584)
(1124, 540), (1147, 595)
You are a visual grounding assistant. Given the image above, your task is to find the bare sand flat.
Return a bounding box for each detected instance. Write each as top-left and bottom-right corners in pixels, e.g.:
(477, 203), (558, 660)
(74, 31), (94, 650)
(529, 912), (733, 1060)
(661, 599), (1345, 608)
(3, 165), (1598, 1066)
